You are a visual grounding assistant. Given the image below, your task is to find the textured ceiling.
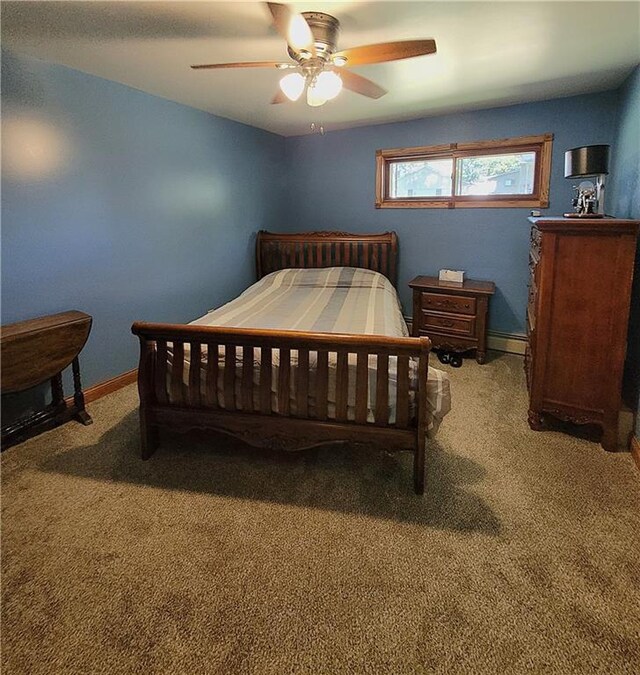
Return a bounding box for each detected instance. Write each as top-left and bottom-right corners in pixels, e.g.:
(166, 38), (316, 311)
(3, 1), (639, 136)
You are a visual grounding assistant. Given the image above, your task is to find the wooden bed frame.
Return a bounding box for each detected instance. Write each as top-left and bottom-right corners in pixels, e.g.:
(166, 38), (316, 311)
(132, 231), (432, 494)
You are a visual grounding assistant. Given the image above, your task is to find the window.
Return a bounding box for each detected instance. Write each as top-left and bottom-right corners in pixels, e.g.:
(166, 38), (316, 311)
(375, 134), (553, 208)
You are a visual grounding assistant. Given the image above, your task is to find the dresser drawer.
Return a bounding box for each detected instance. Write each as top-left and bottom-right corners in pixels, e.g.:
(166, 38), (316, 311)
(421, 311), (475, 337)
(421, 292), (476, 316)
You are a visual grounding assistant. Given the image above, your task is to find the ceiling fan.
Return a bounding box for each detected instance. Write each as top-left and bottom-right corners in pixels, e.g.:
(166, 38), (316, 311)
(191, 2), (437, 107)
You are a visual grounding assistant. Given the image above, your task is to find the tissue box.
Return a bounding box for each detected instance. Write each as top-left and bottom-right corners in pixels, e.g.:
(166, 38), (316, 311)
(438, 269), (465, 285)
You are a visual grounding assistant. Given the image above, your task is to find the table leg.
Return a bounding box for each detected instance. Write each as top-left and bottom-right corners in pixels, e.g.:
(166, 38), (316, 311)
(72, 357), (93, 425)
(50, 373), (66, 412)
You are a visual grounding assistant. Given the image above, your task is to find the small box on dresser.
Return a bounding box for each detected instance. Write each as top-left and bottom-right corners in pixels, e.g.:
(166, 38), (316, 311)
(526, 216), (639, 451)
(408, 276), (495, 364)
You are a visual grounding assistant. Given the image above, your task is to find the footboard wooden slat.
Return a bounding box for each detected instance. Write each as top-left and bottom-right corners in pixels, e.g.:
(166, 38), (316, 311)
(335, 350), (349, 422)
(171, 341), (185, 405)
(155, 340), (169, 405)
(415, 350), (429, 494)
(375, 353), (389, 425)
(396, 355), (410, 429)
(189, 342), (201, 407)
(278, 348), (291, 415)
(355, 352), (369, 424)
(316, 349), (329, 421)
(296, 349), (309, 417)
(260, 347), (272, 414)
(206, 343), (219, 408)
(224, 346), (236, 411)
(242, 346), (254, 412)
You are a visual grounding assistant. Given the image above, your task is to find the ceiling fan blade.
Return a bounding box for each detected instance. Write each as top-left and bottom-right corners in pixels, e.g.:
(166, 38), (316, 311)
(265, 2), (315, 54)
(191, 61), (285, 70)
(334, 39), (437, 67)
(266, 2), (291, 40)
(334, 68), (387, 99)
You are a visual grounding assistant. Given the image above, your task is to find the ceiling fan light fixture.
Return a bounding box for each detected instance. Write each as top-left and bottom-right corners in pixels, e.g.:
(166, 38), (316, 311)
(332, 55), (348, 66)
(306, 84), (327, 107)
(279, 72), (305, 101)
(314, 71), (343, 101)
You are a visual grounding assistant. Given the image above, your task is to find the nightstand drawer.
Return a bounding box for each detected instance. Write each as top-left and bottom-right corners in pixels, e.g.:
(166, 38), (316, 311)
(421, 311), (475, 336)
(421, 292), (476, 316)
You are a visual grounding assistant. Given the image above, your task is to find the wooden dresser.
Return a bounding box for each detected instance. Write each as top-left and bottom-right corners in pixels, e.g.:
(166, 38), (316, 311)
(526, 217), (639, 450)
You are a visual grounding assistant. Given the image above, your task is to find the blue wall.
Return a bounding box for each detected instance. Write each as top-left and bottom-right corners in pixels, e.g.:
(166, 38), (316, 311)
(2, 49), (635, 436)
(283, 93), (619, 334)
(609, 65), (640, 438)
(2, 51), (284, 394)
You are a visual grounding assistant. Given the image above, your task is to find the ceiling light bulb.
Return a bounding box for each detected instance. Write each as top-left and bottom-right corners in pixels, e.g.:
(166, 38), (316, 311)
(332, 55), (348, 67)
(279, 72), (305, 101)
(288, 14), (313, 50)
(314, 71), (343, 101)
(306, 83), (327, 107)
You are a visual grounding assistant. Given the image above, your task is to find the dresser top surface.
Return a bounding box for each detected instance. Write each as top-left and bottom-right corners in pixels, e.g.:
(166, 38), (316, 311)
(409, 275), (495, 295)
(529, 216), (640, 234)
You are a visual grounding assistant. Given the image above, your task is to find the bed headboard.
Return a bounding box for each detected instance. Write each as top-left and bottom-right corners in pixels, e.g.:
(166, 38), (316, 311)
(256, 231), (399, 286)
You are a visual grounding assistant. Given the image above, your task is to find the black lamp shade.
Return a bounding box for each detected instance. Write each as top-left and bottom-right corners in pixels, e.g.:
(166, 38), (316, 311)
(564, 145), (610, 178)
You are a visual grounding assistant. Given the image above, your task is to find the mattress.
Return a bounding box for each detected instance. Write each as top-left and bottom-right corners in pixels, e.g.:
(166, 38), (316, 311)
(182, 267), (451, 435)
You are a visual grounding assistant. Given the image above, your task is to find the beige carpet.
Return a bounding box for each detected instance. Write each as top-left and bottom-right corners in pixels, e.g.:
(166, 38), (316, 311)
(2, 353), (639, 674)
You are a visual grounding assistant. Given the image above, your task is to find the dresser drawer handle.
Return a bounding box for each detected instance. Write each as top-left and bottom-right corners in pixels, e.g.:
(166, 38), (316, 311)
(436, 319), (456, 327)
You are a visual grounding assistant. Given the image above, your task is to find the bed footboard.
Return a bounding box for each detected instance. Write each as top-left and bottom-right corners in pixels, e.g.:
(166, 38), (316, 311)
(131, 322), (431, 494)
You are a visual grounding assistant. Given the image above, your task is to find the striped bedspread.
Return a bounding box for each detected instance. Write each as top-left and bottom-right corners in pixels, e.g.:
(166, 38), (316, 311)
(186, 267), (451, 435)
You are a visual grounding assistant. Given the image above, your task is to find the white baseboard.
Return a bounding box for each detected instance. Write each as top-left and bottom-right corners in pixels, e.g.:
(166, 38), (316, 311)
(404, 317), (527, 356)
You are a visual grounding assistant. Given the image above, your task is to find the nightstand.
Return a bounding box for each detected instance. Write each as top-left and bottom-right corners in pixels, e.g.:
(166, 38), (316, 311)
(408, 276), (495, 365)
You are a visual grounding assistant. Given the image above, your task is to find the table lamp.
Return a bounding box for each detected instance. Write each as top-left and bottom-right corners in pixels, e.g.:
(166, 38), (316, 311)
(564, 144), (610, 217)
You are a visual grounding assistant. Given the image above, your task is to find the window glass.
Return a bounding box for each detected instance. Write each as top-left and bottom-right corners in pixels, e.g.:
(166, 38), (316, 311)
(389, 158), (453, 198)
(456, 152), (536, 196)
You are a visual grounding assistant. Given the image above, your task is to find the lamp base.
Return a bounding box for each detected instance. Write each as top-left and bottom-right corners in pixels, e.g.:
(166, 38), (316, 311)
(563, 212), (605, 218)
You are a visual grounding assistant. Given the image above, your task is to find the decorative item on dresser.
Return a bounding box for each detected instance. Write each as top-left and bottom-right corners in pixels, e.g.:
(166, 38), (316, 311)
(1, 311), (93, 448)
(526, 217), (639, 451)
(409, 276), (495, 367)
(563, 144), (610, 217)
